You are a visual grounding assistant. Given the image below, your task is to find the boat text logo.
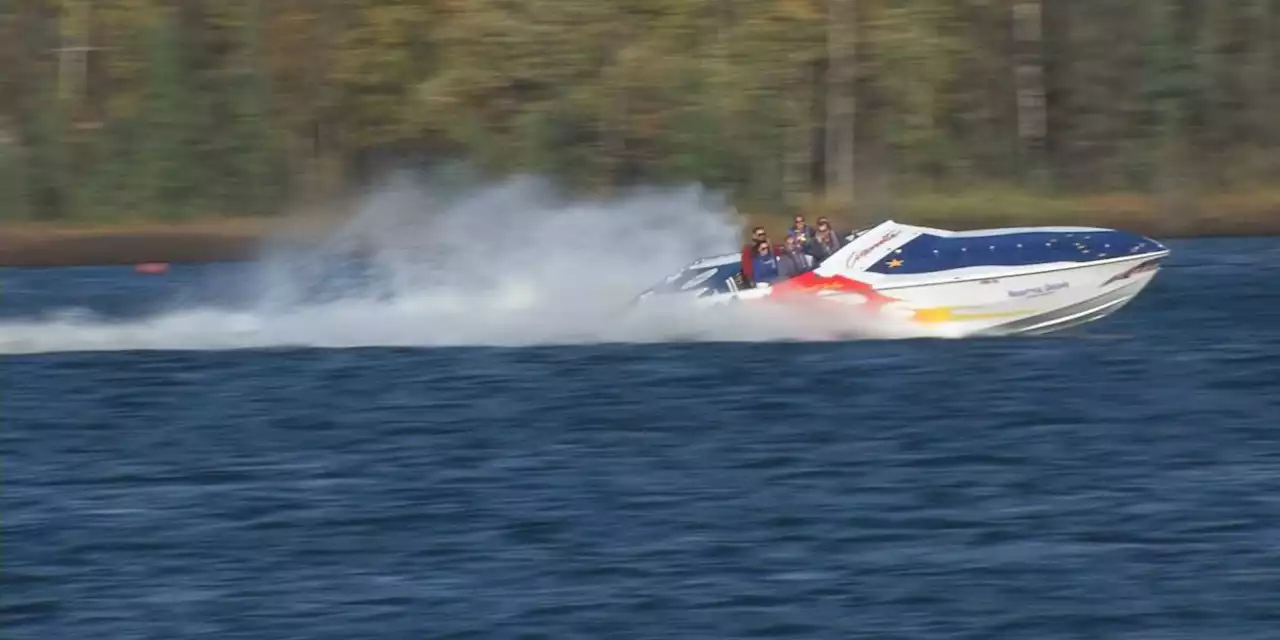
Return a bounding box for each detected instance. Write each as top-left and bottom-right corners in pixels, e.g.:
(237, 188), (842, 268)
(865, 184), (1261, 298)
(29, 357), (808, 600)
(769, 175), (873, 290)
(845, 229), (902, 268)
(1006, 281), (1069, 299)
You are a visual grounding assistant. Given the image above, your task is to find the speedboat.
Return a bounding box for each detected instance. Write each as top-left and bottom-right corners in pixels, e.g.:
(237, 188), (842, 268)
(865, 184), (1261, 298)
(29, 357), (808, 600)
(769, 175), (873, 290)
(635, 220), (1170, 337)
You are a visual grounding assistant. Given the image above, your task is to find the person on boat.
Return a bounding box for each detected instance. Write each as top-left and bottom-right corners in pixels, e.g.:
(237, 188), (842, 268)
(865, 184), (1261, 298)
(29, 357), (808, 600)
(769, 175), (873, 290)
(751, 241), (781, 285)
(787, 215), (813, 246)
(740, 226), (770, 285)
(808, 217), (844, 264)
(778, 235), (811, 279)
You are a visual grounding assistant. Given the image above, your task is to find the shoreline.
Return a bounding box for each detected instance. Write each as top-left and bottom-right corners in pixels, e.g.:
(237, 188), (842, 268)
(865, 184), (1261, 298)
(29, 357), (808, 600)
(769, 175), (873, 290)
(2, 212), (1277, 268)
(0, 218), (332, 268)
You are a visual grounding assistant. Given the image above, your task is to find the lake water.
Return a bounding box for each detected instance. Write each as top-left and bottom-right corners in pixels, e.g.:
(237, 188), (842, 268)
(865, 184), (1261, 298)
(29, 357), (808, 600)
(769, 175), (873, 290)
(4, 236), (1280, 639)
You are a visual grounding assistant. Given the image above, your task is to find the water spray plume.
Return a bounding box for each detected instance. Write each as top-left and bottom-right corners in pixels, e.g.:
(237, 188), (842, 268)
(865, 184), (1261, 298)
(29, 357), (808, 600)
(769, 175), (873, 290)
(0, 173), (897, 354)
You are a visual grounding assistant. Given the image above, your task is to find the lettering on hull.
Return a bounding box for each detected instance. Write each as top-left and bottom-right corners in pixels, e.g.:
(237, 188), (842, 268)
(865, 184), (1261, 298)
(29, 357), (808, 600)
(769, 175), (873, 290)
(845, 230), (902, 269)
(1006, 281), (1069, 299)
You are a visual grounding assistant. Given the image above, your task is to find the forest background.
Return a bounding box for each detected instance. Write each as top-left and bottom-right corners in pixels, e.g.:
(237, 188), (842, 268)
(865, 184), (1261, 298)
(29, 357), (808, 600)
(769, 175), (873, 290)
(1, 0), (1278, 264)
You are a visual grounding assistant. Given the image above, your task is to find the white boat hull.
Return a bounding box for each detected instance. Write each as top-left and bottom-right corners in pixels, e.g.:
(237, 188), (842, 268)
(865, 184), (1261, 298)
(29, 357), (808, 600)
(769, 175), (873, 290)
(637, 220), (1170, 338)
(867, 253), (1167, 338)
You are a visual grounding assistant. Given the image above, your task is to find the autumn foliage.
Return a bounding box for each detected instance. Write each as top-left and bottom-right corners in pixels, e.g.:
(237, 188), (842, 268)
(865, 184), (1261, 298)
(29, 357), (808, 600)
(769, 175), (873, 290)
(1, 0), (1277, 228)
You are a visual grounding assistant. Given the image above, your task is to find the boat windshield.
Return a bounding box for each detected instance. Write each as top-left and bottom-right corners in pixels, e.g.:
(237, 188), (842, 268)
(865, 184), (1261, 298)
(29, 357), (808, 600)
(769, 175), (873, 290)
(846, 225), (878, 242)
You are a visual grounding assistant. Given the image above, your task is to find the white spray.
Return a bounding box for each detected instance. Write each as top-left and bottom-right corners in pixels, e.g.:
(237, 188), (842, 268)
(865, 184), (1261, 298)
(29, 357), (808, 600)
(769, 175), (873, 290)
(0, 173), (894, 354)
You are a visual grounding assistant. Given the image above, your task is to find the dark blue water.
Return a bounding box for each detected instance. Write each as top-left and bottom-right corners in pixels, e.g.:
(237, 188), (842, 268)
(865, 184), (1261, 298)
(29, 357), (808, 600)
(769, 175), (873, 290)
(5, 238), (1280, 639)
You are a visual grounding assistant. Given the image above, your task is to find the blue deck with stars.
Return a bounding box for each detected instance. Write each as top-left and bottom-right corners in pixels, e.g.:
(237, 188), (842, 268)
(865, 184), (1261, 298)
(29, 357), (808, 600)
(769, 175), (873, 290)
(864, 228), (1166, 275)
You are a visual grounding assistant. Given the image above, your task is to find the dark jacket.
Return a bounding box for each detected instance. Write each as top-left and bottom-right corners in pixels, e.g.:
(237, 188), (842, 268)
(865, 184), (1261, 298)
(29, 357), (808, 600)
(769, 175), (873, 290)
(778, 250), (809, 279)
(808, 229), (844, 264)
(751, 252), (780, 284)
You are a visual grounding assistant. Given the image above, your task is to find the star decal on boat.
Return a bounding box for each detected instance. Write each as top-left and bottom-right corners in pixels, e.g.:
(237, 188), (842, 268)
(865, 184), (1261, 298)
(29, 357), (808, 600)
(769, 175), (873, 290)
(887, 258), (904, 268)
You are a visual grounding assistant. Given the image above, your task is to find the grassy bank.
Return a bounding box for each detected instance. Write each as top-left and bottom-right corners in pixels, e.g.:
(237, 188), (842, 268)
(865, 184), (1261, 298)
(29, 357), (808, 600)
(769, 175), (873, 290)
(3, 190), (1278, 267)
(0, 217), (331, 268)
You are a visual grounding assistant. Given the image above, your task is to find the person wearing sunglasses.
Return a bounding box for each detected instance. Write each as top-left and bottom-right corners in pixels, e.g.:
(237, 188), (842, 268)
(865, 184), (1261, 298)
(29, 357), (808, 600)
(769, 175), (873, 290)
(750, 239), (781, 285)
(808, 217), (844, 264)
(787, 215), (813, 247)
(778, 235), (813, 279)
(740, 226), (773, 286)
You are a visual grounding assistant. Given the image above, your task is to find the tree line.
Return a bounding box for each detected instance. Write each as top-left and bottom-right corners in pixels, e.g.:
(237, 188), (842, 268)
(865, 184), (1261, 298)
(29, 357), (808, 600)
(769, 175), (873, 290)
(1, 0), (1277, 222)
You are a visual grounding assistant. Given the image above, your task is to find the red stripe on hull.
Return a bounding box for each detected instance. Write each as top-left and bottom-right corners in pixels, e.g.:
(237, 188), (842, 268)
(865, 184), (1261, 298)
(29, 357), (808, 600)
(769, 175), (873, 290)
(767, 272), (900, 311)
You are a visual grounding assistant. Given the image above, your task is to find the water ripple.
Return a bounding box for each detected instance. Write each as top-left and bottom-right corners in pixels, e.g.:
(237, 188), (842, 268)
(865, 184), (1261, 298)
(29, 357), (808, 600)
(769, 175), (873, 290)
(5, 238), (1280, 638)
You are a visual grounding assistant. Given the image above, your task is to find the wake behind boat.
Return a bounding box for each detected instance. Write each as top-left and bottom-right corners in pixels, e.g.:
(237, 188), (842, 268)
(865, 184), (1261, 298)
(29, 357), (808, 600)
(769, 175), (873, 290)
(636, 220), (1170, 337)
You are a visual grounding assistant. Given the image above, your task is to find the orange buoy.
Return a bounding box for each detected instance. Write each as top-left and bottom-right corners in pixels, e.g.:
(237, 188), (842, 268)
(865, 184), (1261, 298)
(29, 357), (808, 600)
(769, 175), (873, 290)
(135, 262), (170, 274)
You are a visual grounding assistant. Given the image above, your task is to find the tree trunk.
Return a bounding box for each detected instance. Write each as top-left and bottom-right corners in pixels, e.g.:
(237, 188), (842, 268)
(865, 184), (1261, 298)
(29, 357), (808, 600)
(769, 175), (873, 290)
(782, 77), (812, 208)
(1159, 0), (1201, 229)
(1041, 0), (1072, 188)
(1011, 0), (1047, 185)
(824, 0), (856, 214)
(1262, 0), (1279, 166)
